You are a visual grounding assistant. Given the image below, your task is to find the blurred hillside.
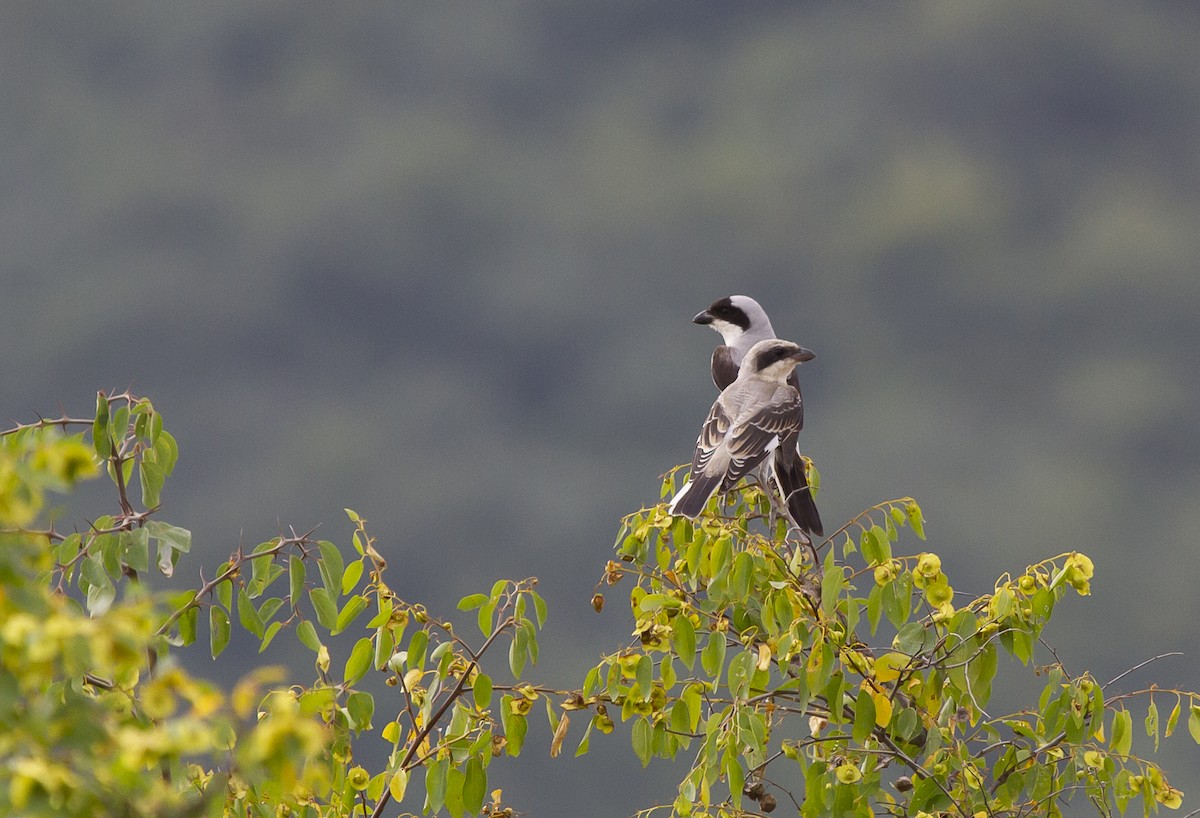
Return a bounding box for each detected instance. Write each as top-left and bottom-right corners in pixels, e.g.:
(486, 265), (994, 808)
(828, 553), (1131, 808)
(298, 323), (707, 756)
(3, 3), (1199, 814)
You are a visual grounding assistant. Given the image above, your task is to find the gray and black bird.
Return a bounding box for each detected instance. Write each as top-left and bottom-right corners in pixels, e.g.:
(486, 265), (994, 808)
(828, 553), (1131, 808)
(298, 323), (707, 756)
(692, 296), (824, 536)
(668, 339), (816, 519)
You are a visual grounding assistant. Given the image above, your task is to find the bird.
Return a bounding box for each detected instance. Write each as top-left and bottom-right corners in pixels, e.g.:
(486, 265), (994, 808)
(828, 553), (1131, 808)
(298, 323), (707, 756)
(668, 339), (816, 519)
(692, 295), (824, 536)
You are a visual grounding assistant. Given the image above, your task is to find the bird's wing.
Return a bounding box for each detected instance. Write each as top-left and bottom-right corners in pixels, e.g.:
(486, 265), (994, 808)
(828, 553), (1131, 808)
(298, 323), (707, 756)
(786, 369), (805, 429)
(690, 397), (733, 474)
(710, 346), (739, 391)
(722, 386), (803, 488)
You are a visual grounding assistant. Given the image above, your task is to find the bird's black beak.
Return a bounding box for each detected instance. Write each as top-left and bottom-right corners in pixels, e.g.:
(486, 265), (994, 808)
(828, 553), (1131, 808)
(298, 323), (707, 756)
(793, 347), (816, 363)
(692, 310), (714, 325)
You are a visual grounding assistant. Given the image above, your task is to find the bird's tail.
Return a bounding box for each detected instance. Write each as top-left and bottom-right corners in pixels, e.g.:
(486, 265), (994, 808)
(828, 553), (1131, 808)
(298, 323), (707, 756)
(772, 455), (824, 537)
(667, 473), (723, 519)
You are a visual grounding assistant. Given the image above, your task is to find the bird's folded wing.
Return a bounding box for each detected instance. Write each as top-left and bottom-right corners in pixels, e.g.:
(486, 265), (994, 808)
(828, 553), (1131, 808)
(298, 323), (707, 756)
(786, 370), (805, 429)
(691, 399), (732, 473)
(723, 389), (802, 486)
(710, 346), (739, 391)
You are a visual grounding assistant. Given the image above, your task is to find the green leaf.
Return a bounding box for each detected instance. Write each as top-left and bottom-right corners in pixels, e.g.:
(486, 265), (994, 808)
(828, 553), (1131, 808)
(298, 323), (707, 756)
(632, 717), (652, 767)
(237, 587), (265, 638)
(852, 686), (876, 743)
(635, 655), (653, 701)
(1111, 708), (1132, 756)
(906, 501), (926, 539)
(86, 575), (116, 616)
(316, 540), (344, 596)
(1165, 698), (1181, 738)
(531, 591), (548, 628)
(258, 621), (283, 653)
(1146, 697), (1159, 751)
(344, 637), (374, 685)
(866, 584), (884, 635)
(732, 552), (754, 600)
(477, 600), (496, 637)
(473, 673), (493, 710)
(724, 752), (744, 809)
(210, 605), (230, 658)
(860, 528), (881, 565)
(178, 606), (198, 646)
(1188, 704), (1200, 745)
(80, 553), (109, 590)
(509, 625), (528, 678)
(701, 633), (726, 678)
(575, 719), (594, 757)
(882, 573), (913, 630)
(727, 651), (753, 700)
(407, 630), (429, 670)
(138, 460), (164, 508)
(463, 757), (486, 815)
(146, 520), (191, 554)
(92, 392), (111, 459)
(501, 698), (527, 756)
(341, 560), (364, 595)
(682, 684), (703, 731)
(347, 690), (374, 731)
(110, 404), (129, 442)
(215, 577), (233, 611)
(289, 556), (305, 602)
(670, 700), (691, 735)
(967, 643), (998, 708)
(119, 528), (149, 573)
(334, 594), (369, 635)
(870, 524), (892, 563)
(660, 653), (676, 689)
(154, 430), (179, 476)
(258, 597), (284, 622)
(457, 593), (489, 611)
(672, 614), (696, 669)
(367, 598), (393, 628)
(296, 620), (321, 652)
(821, 558), (844, 617)
(425, 758), (448, 814)
(309, 587), (338, 630)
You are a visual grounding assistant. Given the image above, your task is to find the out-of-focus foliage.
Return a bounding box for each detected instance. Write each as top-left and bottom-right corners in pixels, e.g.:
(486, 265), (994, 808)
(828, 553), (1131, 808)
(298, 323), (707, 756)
(562, 469), (1200, 817)
(0, 395), (546, 817)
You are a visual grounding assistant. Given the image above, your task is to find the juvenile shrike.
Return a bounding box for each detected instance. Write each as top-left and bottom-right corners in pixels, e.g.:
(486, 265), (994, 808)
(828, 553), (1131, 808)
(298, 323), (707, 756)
(668, 339), (815, 519)
(692, 295), (824, 536)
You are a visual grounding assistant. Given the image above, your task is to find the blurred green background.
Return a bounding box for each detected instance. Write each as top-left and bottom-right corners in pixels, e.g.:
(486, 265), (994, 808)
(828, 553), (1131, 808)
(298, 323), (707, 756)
(4, 3), (1199, 814)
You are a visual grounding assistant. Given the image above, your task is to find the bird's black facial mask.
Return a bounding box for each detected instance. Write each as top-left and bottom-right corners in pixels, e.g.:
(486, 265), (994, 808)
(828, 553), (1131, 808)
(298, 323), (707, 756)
(754, 344), (813, 370)
(697, 296), (750, 331)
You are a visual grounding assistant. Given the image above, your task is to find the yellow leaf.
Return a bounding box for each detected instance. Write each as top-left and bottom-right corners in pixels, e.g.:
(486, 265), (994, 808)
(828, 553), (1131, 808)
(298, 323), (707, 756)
(388, 770), (408, 802)
(873, 691), (894, 728)
(873, 653), (909, 684)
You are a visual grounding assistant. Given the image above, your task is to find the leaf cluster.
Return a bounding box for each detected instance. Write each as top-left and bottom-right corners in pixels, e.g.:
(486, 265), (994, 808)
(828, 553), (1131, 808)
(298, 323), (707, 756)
(0, 395), (545, 818)
(557, 469), (1198, 818)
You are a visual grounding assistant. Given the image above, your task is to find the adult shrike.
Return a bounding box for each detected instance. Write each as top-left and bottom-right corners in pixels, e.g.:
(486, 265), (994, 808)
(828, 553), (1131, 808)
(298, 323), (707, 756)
(668, 339), (815, 519)
(692, 295), (824, 536)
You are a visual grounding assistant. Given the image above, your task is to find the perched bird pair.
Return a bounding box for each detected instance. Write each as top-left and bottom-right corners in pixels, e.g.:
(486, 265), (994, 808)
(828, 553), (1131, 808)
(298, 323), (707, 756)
(668, 296), (824, 538)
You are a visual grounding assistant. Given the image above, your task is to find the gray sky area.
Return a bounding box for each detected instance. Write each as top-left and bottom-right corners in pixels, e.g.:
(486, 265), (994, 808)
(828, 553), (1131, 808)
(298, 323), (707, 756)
(3, 4), (1199, 815)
